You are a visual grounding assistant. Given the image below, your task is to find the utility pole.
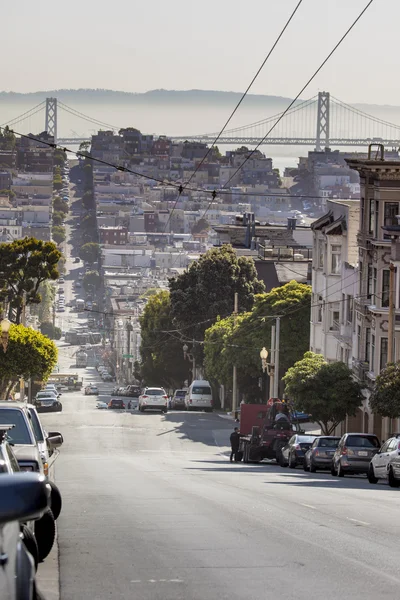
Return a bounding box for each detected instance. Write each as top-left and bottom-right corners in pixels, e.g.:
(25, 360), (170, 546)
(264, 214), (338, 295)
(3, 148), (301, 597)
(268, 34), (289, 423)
(192, 337), (196, 381)
(273, 317), (281, 399)
(19, 296), (26, 402)
(232, 292), (239, 418)
(388, 263), (396, 363)
(269, 325), (275, 399)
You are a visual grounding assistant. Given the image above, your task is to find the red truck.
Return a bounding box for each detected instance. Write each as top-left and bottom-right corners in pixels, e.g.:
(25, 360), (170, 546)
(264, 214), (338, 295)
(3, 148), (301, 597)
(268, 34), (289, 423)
(237, 400), (305, 464)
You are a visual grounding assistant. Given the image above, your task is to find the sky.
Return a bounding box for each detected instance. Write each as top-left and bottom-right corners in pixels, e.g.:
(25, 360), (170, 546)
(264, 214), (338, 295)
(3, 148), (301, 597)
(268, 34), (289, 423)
(2, 0), (398, 105)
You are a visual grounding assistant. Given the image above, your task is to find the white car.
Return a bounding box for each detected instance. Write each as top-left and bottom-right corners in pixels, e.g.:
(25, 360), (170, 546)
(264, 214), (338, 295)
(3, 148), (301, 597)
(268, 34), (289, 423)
(139, 388), (168, 413)
(96, 401), (108, 410)
(368, 435), (400, 484)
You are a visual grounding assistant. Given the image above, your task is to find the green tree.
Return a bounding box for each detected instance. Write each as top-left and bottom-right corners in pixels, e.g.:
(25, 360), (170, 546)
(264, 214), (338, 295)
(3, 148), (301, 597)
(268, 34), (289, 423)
(40, 321), (62, 340)
(169, 245), (265, 363)
(370, 362), (400, 418)
(52, 211), (64, 226)
(54, 149), (67, 167)
(53, 175), (63, 191)
(0, 126), (16, 150)
(52, 225), (66, 245)
(53, 197), (69, 214)
(283, 352), (363, 435)
(0, 237), (61, 324)
(83, 270), (101, 292)
(139, 291), (190, 389)
(191, 218), (210, 235)
(79, 242), (100, 264)
(0, 189), (16, 201)
(82, 190), (94, 211)
(33, 280), (56, 323)
(204, 316), (236, 395)
(140, 287), (161, 300)
(81, 213), (96, 231)
(0, 324), (58, 397)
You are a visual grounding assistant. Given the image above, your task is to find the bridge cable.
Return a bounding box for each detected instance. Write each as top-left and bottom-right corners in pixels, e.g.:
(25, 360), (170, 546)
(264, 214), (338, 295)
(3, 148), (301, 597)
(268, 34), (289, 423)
(220, 0), (375, 194)
(0, 101), (46, 128)
(58, 102), (120, 131)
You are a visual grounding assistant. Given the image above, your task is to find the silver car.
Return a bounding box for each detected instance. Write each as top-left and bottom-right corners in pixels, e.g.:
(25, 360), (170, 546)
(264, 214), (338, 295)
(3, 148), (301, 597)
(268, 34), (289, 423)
(331, 433), (380, 477)
(303, 436), (340, 472)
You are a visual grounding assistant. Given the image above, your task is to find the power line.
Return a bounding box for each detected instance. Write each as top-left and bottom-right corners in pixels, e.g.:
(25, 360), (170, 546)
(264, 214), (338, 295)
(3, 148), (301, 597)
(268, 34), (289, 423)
(183, 0), (304, 192)
(221, 0), (375, 192)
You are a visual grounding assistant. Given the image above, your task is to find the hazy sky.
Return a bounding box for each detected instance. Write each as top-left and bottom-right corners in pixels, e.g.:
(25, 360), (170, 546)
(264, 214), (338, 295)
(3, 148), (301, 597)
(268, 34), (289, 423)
(2, 0), (397, 104)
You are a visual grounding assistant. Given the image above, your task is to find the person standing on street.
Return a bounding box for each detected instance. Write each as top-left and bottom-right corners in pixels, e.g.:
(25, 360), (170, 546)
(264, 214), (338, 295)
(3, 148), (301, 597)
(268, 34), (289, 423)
(127, 400), (131, 410)
(230, 427), (241, 462)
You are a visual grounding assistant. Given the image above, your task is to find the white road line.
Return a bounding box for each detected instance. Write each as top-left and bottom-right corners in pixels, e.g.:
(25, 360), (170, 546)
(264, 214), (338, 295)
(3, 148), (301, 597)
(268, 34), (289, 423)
(301, 503), (316, 509)
(347, 518), (370, 526)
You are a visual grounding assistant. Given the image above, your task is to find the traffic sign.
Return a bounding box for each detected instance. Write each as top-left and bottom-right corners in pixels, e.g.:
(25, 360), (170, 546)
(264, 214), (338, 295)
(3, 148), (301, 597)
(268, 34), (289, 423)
(123, 354), (133, 359)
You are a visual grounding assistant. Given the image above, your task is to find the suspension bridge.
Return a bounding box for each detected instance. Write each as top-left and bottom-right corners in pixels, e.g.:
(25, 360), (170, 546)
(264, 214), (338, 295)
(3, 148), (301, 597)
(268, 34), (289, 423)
(2, 92), (400, 150)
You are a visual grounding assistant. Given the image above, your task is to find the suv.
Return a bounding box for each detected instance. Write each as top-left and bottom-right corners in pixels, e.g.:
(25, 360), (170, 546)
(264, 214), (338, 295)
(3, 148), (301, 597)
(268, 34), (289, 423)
(172, 389), (187, 410)
(331, 433), (380, 477)
(139, 388), (168, 413)
(108, 398), (125, 410)
(368, 434), (400, 486)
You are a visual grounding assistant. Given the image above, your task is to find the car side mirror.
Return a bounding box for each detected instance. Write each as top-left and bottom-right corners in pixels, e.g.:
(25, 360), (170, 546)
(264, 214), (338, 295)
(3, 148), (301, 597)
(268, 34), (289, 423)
(47, 431), (64, 448)
(0, 473), (49, 524)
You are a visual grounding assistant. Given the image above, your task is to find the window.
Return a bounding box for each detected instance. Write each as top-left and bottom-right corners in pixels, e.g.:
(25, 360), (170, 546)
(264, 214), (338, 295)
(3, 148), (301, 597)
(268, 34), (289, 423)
(380, 338), (388, 371)
(365, 328), (371, 362)
(373, 268), (377, 303)
(369, 198), (375, 234)
(371, 334), (375, 372)
(359, 261), (363, 296)
(330, 303), (340, 331)
(346, 295), (353, 324)
(357, 325), (361, 359)
(317, 297), (323, 323)
(341, 294), (345, 324)
(318, 241), (324, 269)
(330, 244), (341, 275)
(367, 265), (373, 300)
(384, 202), (399, 227)
(360, 197), (365, 227)
(382, 270), (390, 308)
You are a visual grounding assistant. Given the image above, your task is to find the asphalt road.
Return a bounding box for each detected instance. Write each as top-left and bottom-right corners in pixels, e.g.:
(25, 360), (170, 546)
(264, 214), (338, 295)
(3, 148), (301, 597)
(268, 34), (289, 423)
(38, 184), (400, 599)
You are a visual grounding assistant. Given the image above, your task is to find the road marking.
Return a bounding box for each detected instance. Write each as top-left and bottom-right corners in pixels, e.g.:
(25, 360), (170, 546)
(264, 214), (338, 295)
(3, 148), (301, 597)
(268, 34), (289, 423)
(301, 503), (316, 509)
(130, 579), (184, 584)
(347, 518), (370, 526)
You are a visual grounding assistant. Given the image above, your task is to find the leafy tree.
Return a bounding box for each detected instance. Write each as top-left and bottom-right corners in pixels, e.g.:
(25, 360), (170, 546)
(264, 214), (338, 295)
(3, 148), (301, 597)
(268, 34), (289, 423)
(204, 316), (236, 393)
(0, 126), (16, 150)
(283, 352), (363, 435)
(40, 321), (62, 340)
(79, 242), (100, 264)
(370, 362), (400, 418)
(203, 280), (311, 399)
(140, 287), (161, 300)
(0, 324), (58, 398)
(82, 190), (94, 211)
(191, 218), (210, 235)
(81, 213), (96, 231)
(79, 141), (91, 152)
(83, 162), (93, 191)
(169, 245), (265, 363)
(139, 291), (190, 390)
(53, 175), (63, 191)
(35, 281), (56, 323)
(52, 226), (66, 245)
(52, 211), (64, 226)
(0, 189), (15, 201)
(54, 149), (67, 167)
(53, 197), (68, 214)
(0, 237), (61, 324)
(83, 270), (101, 292)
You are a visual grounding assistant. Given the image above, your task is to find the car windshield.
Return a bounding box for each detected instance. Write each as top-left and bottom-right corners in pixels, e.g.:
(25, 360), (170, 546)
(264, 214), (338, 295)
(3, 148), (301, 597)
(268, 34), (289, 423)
(297, 436), (316, 444)
(175, 391), (186, 397)
(192, 387), (211, 394)
(27, 408), (45, 442)
(346, 435), (380, 448)
(0, 409), (33, 444)
(146, 389), (165, 395)
(318, 438), (340, 447)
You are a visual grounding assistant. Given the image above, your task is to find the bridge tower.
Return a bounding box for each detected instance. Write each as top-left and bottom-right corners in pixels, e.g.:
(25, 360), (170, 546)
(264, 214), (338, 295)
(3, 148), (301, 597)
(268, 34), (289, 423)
(45, 98), (58, 144)
(315, 91), (330, 152)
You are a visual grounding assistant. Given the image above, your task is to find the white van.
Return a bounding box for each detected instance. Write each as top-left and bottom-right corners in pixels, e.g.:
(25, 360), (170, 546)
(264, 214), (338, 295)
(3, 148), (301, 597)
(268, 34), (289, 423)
(185, 380), (213, 412)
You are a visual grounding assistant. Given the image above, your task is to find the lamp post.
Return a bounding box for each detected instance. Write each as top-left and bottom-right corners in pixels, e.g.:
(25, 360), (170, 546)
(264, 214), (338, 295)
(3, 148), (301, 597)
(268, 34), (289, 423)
(183, 343), (196, 381)
(0, 318), (11, 352)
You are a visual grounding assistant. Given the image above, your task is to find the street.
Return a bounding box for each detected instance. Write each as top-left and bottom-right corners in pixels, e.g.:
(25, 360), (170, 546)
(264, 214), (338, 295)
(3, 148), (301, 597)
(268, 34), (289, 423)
(38, 392), (400, 600)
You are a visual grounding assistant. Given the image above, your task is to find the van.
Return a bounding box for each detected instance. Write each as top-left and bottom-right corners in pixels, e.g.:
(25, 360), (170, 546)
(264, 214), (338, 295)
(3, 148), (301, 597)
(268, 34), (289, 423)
(185, 380), (213, 412)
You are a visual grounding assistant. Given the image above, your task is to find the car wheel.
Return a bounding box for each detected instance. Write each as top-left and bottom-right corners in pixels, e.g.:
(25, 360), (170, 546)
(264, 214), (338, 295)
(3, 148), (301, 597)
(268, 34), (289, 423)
(163, 409), (167, 413)
(309, 461), (317, 473)
(388, 466), (400, 488)
(303, 460), (309, 472)
(330, 462), (337, 476)
(21, 525), (39, 571)
(49, 481), (62, 520)
(279, 451), (288, 468)
(35, 508), (56, 561)
(367, 464), (378, 484)
(337, 462), (344, 477)
(289, 453), (297, 469)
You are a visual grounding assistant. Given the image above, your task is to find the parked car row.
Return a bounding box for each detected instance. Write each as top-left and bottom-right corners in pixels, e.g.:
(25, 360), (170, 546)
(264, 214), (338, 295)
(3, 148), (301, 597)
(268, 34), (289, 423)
(275, 431), (400, 487)
(0, 400), (65, 598)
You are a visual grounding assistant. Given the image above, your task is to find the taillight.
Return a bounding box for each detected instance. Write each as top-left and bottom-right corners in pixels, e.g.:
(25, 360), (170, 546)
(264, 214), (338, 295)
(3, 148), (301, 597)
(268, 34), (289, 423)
(314, 450), (319, 457)
(342, 447), (347, 455)
(295, 444), (301, 451)
(342, 446), (354, 455)
(142, 395), (148, 399)
(397, 442), (400, 450)
(163, 395), (168, 399)
(189, 399), (192, 404)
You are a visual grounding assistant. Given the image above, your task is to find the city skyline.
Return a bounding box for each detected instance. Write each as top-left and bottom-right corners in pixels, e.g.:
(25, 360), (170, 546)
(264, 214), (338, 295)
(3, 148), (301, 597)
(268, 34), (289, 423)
(2, 0), (396, 104)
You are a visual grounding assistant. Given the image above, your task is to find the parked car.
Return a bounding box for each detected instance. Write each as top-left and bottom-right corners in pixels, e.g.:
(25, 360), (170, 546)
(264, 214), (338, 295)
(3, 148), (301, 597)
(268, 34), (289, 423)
(331, 433), (380, 477)
(0, 473), (49, 600)
(96, 401), (108, 410)
(172, 389), (187, 410)
(101, 373), (114, 382)
(368, 434), (400, 486)
(279, 434), (317, 468)
(85, 385), (99, 395)
(34, 391), (62, 412)
(303, 436), (341, 472)
(185, 380), (213, 412)
(139, 388), (168, 413)
(108, 398), (125, 410)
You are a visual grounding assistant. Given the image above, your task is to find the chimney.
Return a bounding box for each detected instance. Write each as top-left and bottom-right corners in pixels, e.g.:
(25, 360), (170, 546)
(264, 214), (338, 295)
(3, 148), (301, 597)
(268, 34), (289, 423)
(287, 217), (297, 230)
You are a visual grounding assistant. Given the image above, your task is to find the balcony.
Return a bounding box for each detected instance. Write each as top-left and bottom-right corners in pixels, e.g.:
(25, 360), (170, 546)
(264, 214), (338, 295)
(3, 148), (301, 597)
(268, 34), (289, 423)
(354, 298), (370, 317)
(333, 322), (353, 346)
(352, 360), (370, 383)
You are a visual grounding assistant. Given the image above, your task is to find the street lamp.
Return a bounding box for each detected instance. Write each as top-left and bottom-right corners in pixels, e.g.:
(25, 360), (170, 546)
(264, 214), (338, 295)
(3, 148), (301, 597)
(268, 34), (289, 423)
(260, 347), (269, 372)
(0, 318), (11, 352)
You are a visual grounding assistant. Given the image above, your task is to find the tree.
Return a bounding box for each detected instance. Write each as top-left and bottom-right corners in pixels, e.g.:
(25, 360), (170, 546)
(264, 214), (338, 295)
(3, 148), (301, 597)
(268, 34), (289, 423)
(52, 226), (66, 245)
(54, 149), (67, 167)
(83, 270), (101, 292)
(53, 175), (63, 191)
(82, 190), (94, 211)
(0, 237), (61, 324)
(40, 321), (62, 340)
(191, 218), (210, 235)
(79, 141), (91, 152)
(81, 213), (96, 231)
(79, 242), (100, 264)
(283, 352), (363, 435)
(53, 197), (68, 215)
(30, 280), (56, 323)
(204, 316), (236, 402)
(370, 362), (400, 418)
(139, 291), (190, 390)
(0, 126), (16, 150)
(52, 211), (64, 226)
(0, 324), (58, 398)
(169, 245), (265, 363)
